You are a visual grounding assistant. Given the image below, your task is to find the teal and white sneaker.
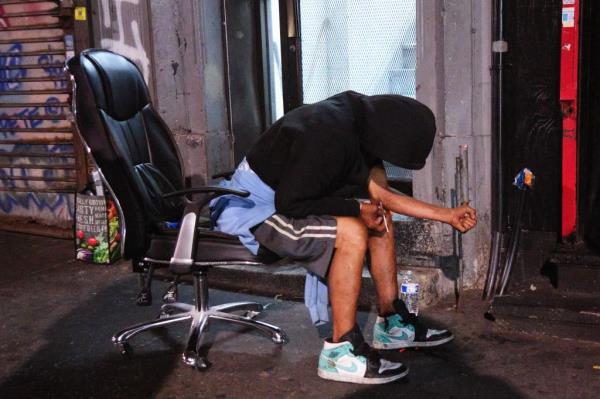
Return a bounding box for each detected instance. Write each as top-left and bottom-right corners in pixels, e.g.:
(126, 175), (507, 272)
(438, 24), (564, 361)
(372, 299), (454, 349)
(318, 325), (408, 384)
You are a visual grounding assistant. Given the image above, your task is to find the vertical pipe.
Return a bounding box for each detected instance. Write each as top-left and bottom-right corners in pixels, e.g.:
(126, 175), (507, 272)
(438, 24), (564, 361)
(222, 0), (235, 169)
(451, 188), (460, 306)
(459, 145), (470, 204)
(454, 154), (465, 309)
(484, 0), (505, 301)
(491, 0), (505, 232)
(483, 231), (501, 299)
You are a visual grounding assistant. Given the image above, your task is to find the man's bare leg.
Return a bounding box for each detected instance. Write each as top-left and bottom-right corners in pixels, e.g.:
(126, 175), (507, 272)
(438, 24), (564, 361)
(366, 166), (399, 315)
(368, 217), (398, 316)
(328, 217), (368, 342)
(320, 217), (409, 383)
(368, 210), (455, 349)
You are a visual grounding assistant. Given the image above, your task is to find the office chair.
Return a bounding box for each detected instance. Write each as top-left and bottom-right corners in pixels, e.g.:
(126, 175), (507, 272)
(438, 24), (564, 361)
(66, 49), (287, 369)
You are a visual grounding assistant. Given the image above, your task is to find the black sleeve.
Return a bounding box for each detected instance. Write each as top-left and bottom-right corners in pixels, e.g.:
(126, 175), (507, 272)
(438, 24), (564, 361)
(274, 129), (360, 218)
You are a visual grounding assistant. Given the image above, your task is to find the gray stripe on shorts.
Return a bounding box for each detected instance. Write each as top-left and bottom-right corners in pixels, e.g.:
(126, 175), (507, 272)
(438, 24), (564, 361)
(264, 218), (336, 240)
(253, 214), (337, 278)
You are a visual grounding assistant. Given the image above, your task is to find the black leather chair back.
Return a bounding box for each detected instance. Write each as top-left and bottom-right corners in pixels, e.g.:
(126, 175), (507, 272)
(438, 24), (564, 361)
(67, 49), (184, 259)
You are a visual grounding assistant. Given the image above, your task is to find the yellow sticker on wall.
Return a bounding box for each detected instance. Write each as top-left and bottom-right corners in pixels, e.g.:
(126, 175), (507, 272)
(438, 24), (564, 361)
(74, 6), (87, 21)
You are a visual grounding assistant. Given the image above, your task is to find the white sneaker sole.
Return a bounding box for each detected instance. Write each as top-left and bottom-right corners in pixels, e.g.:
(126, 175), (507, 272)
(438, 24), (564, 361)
(372, 334), (454, 350)
(317, 367), (409, 384)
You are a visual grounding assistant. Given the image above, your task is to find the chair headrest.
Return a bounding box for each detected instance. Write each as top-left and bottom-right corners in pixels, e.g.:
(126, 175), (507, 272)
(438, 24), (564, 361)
(80, 49), (150, 121)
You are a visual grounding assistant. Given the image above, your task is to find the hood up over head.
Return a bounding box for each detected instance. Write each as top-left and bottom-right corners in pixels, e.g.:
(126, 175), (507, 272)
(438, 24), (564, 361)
(358, 94), (436, 170)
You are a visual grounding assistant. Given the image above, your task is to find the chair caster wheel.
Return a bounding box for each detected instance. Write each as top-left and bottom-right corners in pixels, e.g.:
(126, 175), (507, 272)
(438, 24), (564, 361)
(117, 342), (133, 357)
(245, 310), (260, 319)
(272, 331), (288, 345)
(136, 289), (152, 306)
(182, 352), (211, 370)
(157, 310), (173, 319)
(194, 357), (211, 371)
(162, 284), (178, 304)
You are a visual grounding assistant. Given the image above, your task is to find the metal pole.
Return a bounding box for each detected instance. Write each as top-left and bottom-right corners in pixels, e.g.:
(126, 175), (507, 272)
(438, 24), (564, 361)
(454, 146), (469, 309)
(492, 0), (505, 232)
(484, 0), (506, 302)
(498, 189), (527, 295)
(459, 145), (470, 205)
(483, 231), (502, 299)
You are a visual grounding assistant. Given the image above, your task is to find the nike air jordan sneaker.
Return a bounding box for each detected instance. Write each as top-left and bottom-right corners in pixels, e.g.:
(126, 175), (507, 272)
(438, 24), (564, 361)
(372, 299), (453, 349)
(318, 325), (408, 384)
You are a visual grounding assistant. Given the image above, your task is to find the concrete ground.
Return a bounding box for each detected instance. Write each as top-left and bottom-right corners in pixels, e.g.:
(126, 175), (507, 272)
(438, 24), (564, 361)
(1, 231), (599, 399)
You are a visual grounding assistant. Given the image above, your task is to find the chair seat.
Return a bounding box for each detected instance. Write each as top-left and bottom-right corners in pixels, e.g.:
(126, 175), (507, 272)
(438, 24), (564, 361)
(145, 229), (280, 266)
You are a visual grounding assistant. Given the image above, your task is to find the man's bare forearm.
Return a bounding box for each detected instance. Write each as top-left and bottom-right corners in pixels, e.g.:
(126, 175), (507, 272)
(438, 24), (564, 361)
(378, 188), (451, 223)
(367, 167), (450, 223)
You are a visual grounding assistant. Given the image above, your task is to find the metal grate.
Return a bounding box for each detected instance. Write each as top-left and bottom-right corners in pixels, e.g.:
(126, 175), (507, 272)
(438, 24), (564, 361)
(0, 1), (82, 230)
(300, 0), (416, 102)
(299, 0), (416, 182)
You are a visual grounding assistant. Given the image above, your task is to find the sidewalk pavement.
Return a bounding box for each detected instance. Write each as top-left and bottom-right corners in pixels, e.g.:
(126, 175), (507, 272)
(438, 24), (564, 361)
(1, 231), (599, 398)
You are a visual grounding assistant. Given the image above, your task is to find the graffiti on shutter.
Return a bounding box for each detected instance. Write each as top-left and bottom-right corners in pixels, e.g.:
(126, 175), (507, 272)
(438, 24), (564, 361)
(0, 0), (80, 234)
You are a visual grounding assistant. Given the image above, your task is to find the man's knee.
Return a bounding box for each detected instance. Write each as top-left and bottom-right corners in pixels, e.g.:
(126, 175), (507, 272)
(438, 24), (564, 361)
(335, 217), (368, 251)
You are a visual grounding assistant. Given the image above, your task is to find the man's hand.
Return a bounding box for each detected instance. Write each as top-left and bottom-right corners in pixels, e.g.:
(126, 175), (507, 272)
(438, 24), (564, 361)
(447, 204), (477, 233)
(359, 202), (385, 232)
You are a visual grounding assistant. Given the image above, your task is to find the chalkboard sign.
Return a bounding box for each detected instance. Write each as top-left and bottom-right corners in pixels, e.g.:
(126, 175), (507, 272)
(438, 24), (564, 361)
(75, 194), (121, 264)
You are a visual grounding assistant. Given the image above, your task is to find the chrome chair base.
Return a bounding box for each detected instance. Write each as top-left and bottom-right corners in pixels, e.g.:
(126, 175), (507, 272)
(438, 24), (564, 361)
(112, 271), (288, 369)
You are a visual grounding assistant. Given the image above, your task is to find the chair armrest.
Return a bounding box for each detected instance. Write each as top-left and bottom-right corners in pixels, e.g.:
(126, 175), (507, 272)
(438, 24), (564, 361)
(211, 170), (235, 180)
(167, 186), (248, 274)
(162, 186), (249, 199)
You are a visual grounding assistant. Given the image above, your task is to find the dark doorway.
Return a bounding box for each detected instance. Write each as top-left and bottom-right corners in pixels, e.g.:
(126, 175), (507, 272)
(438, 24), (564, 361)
(501, 0), (563, 234)
(224, 0), (268, 163)
(578, 0), (600, 249)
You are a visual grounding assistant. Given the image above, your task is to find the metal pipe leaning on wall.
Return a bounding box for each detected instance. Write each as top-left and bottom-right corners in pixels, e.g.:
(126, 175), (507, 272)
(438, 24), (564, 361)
(453, 145), (469, 310)
(484, 0), (508, 301)
(497, 168), (535, 295)
(484, 168), (535, 321)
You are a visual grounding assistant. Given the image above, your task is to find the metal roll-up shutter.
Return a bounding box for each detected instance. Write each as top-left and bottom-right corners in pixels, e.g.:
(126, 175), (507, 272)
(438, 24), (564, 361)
(0, 0), (85, 237)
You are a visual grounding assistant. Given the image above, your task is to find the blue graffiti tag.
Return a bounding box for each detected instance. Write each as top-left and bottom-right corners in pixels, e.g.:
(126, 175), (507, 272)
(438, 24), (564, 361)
(0, 191), (74, 217)
(0, 43), (25, 91)
(1, 97), (65, 139)
(0, 107), (43, 135)
(44, 96), (65, 119)
(0, 44), (75, 219)
(38, 53), (67, 89)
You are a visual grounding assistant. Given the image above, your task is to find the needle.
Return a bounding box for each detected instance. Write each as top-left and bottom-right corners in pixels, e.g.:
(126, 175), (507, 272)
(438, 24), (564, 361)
(379, 201), (389, 233)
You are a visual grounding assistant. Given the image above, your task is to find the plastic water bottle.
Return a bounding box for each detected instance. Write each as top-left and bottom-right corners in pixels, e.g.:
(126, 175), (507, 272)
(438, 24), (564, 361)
(400, 271), (420, 315)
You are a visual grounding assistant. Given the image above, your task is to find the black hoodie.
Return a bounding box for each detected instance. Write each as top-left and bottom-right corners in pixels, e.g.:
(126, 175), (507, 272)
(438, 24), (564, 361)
(246, 91), (436, 218)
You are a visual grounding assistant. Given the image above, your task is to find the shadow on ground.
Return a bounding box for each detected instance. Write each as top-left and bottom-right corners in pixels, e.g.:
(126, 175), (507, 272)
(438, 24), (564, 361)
(1, 232), (598, 398)
(0, 277), (181, 398)
(0, 279), (522, 398)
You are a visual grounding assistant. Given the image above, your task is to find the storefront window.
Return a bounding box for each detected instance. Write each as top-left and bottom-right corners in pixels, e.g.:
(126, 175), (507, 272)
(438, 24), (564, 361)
(300, 0), (416, 103)
(299, 0), (417, 192)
